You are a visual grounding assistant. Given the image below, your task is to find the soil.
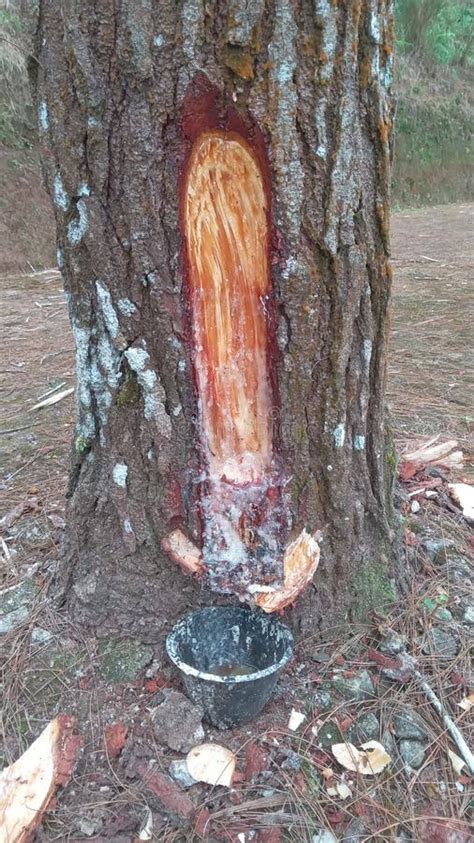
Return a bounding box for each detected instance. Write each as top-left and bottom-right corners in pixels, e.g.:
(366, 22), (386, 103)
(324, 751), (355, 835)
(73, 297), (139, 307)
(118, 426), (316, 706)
(0, 176), (473, 841)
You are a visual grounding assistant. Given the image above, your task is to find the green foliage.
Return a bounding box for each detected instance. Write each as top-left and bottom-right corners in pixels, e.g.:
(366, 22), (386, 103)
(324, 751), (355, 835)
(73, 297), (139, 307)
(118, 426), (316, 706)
(392, 62), (473, 206)
(396, 0), (473, 66)
(0, 4), (33, 147)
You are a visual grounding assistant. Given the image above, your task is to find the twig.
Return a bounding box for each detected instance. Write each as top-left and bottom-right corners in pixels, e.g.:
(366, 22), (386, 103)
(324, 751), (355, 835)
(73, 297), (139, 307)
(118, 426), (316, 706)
(370, 640), (474, 774)
(413, 669), (474, 775)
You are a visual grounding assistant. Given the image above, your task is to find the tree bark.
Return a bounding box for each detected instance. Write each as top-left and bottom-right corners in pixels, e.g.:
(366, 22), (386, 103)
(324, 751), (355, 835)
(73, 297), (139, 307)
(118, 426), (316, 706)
(31, 0), (401, 643)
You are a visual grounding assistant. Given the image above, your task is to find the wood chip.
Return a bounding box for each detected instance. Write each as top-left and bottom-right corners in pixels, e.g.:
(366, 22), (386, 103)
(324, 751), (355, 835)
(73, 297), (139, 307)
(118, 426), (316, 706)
(458, 693), (474, 713)
(0, 716), (81, 843)
(448, 483), (474, 523)
(186, 743), (236, 788)
(332, 740), (391, 775)
(288, 709), (306, 731)
(30, 387), (74, 411)
(448, 749), (467, 776)
(256, 529), (320, 613)
(403, 437), (459, 464)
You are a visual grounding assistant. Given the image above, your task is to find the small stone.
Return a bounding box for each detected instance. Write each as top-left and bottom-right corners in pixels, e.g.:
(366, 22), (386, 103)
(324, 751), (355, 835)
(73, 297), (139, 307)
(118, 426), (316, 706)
(146, 659), (161, 678)
(317, 720), (343, 749)
(332, 669), (374, 701)
(422, 539), (453, 563)
(443, 557), (472, 580)
(169, 759), (197, 788)
(463, 606), (474, 625)
(281, 749), (301, 772)
(31, 627), (54, 647)
(399, 739), (426, 769)
(393, 709), (428, 741)
(434, 607), (453, 622)
(313, 830), (337, 843)
(347, 712), (380, 744)
(98, 638), (153, 682)
(78, 817), (102, 837)
(0, 579), (39, 636)
(151, 689), (204, 753)
(423, 627), (460, 660)
(0, 605), (30, 636)
(312, 690), (333, 710)
(379, 631), (406, 655)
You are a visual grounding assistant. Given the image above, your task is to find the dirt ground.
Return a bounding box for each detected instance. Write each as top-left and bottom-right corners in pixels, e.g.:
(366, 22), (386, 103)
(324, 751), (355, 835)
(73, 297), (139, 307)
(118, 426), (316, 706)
(0, 204), (473, 842)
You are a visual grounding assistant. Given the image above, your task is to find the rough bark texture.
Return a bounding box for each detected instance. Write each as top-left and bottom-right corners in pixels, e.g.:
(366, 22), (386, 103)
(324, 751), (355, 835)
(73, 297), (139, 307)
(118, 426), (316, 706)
(31, 0), (400, 643)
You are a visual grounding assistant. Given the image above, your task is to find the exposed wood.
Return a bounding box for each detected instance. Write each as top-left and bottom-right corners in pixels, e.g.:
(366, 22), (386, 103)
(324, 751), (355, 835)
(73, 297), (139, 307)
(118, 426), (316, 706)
(185, 131), (272, 486)
(0, 716), (81, 843)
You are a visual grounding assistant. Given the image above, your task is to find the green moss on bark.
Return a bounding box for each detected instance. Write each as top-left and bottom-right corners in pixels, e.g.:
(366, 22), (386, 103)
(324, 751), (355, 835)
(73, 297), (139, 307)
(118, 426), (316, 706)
(351, 559), (397, 621)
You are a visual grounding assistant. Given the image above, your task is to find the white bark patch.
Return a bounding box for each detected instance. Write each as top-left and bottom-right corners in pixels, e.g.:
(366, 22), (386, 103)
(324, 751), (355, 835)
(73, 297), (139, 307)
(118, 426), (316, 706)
(268, 0), (304, 245)
(363, 339), (373, 369)
(123, 519), (134, 534)
(71, 321), (95, 439)
(67, 199), (88, 245)
(53, 171), (69, 211)
(97, 333), (120, 388)
(113, 462), (128, 487)
(124, 347), (172, 435)
(38, 101), (49, 132)
(313, 1), (337, 160)
(117, 298), (137, 316)
(354, 435), (366, 451)
(78, 182), (91, 197)
(333, 423), (346, 448)
(153, 33), (165, 47)
(227, 0), (264, 46)
(181, 0), (204, 69)
(96, 281), (119, 338)
(56, 245), (64, 269)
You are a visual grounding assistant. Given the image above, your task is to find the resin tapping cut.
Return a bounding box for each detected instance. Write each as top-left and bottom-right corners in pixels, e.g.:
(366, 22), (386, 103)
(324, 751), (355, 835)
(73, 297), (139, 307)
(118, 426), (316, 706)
(183, 129), (282, 593)
(162, 113), (319, 607)
(185, 131), (272, 485)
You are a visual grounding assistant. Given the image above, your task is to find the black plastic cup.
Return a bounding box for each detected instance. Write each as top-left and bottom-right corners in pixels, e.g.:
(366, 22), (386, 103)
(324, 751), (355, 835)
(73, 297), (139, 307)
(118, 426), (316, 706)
(166, 605), (294, 729)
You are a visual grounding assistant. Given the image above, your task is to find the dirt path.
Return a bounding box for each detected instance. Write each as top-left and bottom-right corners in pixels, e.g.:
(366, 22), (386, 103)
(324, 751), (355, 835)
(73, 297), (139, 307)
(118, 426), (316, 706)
(1, 203), (473, 583)
(389, 203), (473, 454)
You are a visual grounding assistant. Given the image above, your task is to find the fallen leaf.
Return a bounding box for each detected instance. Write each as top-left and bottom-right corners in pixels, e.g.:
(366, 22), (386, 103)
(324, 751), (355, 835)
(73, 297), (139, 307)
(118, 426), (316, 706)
(288, 708), (306, 731)
(457, 693), (474, 712)
(448, 749), (466, 776)
(186, 743), (236, 787)
(0, 716), (82, 843)
(332, 740), (391, 775)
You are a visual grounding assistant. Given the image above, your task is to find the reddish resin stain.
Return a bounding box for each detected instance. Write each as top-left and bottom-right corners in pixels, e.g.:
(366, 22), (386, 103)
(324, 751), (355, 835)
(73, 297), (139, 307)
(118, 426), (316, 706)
(184, 130), (272, 484)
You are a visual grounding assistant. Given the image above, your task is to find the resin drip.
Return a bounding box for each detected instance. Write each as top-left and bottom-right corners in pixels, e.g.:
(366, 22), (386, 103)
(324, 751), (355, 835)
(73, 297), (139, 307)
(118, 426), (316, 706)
(184, 130), (282, 592)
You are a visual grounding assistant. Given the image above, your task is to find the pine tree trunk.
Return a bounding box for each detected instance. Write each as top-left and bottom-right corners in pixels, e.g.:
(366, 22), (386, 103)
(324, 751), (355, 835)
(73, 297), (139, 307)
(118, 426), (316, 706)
(31, 0), (401, 643)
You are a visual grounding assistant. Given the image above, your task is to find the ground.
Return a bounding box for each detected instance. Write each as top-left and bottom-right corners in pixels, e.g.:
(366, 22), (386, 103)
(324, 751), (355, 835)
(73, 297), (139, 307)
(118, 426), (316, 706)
(0, 202), (473, 841)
